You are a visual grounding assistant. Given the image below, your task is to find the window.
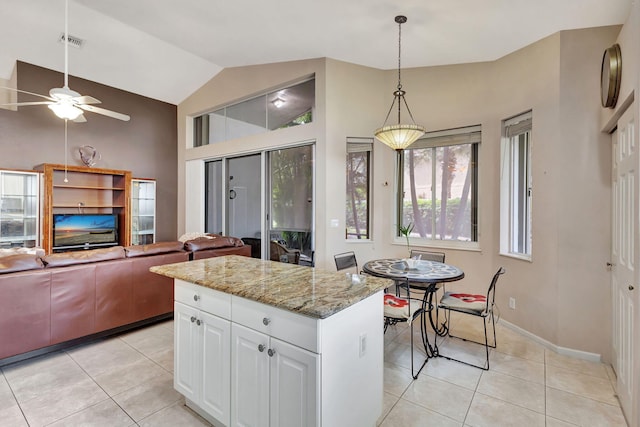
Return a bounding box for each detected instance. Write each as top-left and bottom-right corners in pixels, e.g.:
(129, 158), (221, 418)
(346, 138), (373, 240)
(193, 78), (315, 147)
(500, 111), (532, 259)
(398, 126), (480, 244)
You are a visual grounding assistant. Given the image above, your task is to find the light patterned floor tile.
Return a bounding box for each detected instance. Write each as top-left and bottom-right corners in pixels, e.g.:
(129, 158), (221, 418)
(476, 370), (545, 413)
(383, 362), (414, 397)
(423, 356), (482, 391)
(402, 375), (474, 422)
(112, 372), (182, 422)
(488, 351), (545, 384)
(138, 401), (212, 427)
(379, 398), (462, 427)
(545, 387), (628, 427)
(0, 404), (28, 427)
(91, 357), (168, 396)
(545, 349), (609, 379)
(465, 392), (545, 427)
(46, 399), (135, 427)
(377, 392), (400, 425)
(66, 338), (146, 377)
(546, 364), (618, 405)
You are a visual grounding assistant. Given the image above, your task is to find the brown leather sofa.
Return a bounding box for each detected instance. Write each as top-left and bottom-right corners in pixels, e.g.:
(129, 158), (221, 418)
(0, 239), (250, 364)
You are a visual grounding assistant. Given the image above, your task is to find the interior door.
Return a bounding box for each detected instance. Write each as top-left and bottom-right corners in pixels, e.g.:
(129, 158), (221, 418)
(611, 104), (639, 424)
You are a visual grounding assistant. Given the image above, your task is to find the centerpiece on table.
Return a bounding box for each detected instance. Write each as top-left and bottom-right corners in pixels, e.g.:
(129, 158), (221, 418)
(399, 222), (421, 269)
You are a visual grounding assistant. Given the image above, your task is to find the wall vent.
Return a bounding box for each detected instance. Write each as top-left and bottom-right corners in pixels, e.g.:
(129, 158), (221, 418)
(58, 33), (84, 49)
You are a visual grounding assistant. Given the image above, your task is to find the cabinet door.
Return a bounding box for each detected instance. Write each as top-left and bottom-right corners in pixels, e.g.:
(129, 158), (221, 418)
(231, 323), (269, 427)
(201, 310), (231, 425)
(269, 338), (319, 427)
(174, 302), (201, 402)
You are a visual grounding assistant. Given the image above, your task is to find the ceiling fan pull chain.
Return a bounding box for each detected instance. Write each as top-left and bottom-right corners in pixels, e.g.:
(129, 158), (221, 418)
(64, 119), (69, 183)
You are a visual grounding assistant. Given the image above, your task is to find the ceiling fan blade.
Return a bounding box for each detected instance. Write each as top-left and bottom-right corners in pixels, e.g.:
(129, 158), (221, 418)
(72, 95), (101, 105)
(78, 104), (130, 121)
(0, 86), (56, 101)
(73, 114), (87, 123)
(1, 101), (54, 106)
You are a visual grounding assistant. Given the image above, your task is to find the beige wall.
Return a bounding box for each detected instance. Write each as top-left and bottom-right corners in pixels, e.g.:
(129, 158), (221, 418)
(178, 25), (630, 360)
(0, 62), (178, 242)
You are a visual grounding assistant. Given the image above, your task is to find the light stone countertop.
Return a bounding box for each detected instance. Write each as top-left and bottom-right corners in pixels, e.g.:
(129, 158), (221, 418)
(150, 255), (392, 319)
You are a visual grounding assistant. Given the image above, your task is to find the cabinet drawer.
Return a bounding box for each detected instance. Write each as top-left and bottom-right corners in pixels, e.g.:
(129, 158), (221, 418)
(232, 296), (319, 353)
(175, 279), (231, 319)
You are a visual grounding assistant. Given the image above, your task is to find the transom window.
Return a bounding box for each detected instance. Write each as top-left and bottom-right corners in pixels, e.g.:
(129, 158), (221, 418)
(397, 125), (480, 245)
(193, 78), (314, 147)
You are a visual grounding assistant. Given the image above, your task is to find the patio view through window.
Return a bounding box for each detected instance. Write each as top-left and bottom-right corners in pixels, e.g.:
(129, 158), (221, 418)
(398, 126), (480, 243)
(346, 138), (373, 240)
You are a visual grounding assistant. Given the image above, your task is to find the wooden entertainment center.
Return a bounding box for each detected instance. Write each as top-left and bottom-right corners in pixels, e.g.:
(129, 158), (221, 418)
(34, 164), (132, 253)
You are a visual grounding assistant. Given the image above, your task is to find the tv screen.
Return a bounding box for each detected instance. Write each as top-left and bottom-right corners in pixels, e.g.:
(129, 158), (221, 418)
(53, 214), (118, 249)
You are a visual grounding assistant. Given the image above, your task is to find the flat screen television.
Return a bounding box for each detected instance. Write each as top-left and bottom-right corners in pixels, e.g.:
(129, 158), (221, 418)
(52, 213), (119, 250)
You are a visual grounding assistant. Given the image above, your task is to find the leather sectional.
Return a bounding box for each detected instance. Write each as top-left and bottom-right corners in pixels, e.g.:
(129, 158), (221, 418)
(0, 237), (250, 364)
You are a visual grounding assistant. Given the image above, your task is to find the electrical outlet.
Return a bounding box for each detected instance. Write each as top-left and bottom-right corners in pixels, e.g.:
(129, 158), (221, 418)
(359, 333), (367, 357)
(509, 297), (516, 310)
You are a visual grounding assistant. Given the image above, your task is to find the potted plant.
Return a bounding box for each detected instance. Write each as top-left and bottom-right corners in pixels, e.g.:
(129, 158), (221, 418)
(399, 222), (418, 268)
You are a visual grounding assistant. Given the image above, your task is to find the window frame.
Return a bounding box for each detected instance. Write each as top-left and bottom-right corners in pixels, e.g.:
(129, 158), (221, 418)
(395, 125), (481, 251)
(500, 111), (533, 260)
(346, 138), (373, 241)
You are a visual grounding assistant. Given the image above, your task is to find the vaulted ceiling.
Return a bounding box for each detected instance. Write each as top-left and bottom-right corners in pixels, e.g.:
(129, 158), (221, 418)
(0, 0), (632, 104)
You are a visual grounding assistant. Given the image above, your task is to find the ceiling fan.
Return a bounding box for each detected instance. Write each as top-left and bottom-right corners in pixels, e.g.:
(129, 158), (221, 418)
(1, 0), (130, 122)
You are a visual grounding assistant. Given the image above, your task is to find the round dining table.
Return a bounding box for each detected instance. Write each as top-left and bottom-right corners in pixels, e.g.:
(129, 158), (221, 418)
(362, 258), (465, 377)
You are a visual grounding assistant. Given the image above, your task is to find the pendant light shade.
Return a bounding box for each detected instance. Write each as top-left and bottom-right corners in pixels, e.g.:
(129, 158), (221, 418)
(375, 15), (425, 151)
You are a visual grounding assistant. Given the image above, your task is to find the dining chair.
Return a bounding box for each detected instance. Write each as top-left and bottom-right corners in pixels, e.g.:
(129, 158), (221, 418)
(335, 252), (429, 378)
(437, 267), (505, 370)
(407, 250), (449, 336)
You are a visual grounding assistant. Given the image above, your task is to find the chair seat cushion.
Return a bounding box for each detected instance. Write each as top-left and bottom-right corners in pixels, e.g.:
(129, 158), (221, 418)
(439, 292), (487, 314)
(384, 294), (423, 323)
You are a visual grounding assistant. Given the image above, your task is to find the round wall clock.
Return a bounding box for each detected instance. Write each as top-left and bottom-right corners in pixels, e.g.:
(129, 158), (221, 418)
(601, 43), (622, 109)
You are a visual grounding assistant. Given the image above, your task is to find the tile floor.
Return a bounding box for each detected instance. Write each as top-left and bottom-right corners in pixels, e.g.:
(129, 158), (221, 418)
(0, 314), (629, 426)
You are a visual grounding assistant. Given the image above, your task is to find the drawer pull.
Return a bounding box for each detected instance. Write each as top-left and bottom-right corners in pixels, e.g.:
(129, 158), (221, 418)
(193, 294), (200, 302)
(190, 316), (196, 323)
(258, 344), (266, 352)
(262, 317), (271, 326)
(267, 348), (276, 357)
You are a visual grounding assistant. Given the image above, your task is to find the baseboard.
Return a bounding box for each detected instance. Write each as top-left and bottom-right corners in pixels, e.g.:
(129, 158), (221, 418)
(498, 319), (602, 363)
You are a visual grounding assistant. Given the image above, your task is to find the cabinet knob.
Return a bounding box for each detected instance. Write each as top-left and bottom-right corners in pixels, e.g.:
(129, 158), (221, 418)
(258, 344), (266, 352)
(630, 285), (635, 291)
(196, 319), (201, 326)
(262, 317), (271, 326)
(190, 316), (196, 323)
(193, 294), (200, 301)
(267, 348), (276, 357)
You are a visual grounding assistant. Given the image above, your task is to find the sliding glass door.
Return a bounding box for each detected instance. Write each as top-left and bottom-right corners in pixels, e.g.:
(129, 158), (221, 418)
(268, 145), (314, 263)
(204, 145), (314, 264)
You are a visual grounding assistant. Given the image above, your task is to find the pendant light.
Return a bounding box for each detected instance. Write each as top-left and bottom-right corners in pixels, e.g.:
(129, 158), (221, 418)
(374, 15), (425, 151)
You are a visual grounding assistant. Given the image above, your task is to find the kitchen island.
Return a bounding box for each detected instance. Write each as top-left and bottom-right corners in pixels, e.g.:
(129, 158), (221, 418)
(151, 255), (392, 427)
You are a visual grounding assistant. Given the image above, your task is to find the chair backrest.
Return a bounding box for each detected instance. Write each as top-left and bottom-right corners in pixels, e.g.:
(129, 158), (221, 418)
(334, 251), (358, 272)
(409, 249), (445, 263)
(486, 267), (506, 312)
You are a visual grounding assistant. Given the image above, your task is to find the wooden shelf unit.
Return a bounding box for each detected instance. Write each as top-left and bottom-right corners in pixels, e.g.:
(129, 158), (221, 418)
(35, 164), (132, 253)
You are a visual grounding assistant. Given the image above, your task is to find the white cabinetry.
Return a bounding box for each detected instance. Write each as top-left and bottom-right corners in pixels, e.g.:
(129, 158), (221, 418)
(175, 282), (231, 426)
(231, 323), (318, 427)
(174, 278), (383, 427)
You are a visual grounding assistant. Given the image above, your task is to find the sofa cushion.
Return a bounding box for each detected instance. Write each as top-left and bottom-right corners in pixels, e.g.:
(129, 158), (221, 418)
(0, 254), (44, 274)
(124, 241), (185, 258)
(184, 235), (244, 252)
(178, 232), (211, 243)
(0, 247), (46, 258)
(43, 246), (126, 268)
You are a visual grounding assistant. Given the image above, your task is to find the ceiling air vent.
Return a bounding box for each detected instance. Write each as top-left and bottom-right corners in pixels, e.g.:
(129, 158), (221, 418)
(58, 33), (84, 49)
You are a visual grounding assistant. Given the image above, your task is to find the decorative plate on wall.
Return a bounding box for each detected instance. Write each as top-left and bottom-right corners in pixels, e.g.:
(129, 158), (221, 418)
(601, 43), (622, 109)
